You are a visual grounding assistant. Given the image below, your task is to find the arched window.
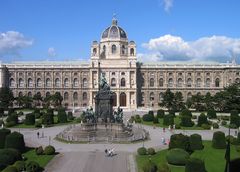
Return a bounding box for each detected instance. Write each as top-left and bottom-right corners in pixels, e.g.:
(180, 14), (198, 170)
(103, 45), (106, 52)
(121, 45), (126, 55)
(28, 78), (33, 87)
(73, 78), (78, 87)
(159, 93), (163, 102)
(150, 92), (154, 101)
(73, 92), (78, 101)
(93, 48), (97, 56)
(46, 78), (51, 87)
(28, 92), (32, 97)
(196, 78), (201, 87)
(150, 78), (154, 87)
(215, 78), (220, 87)
(236, 78), (240, 83)
(46, 92), (51, 97)
(9, 78), (15, 87)
(187, 78), (192, 87)
(120, 92), (126, 106)
(55, 78), (60, 87)
(112, 44), (117, 54)
(64, 78), (69, 87)
(18, 92), (23, 97)
(112, 92), (117, 106)
(64, 92), (69, 101)
(177, 78), (183, 87)
(19, 78), (24, 87)
(187, 92), (192, 99)
(142, 78), (145, 87)
(159, 78), (164, 87)
(37, 78), (42, 87)
(168, 78), (173, 87)
(83, 78), (87, 87)
(130, 48), (134, 56)
(83, 92), (87, 100)
(206, 78), (211, 87)
(121, 78), (126, 87)
(111, 78), (116, 87)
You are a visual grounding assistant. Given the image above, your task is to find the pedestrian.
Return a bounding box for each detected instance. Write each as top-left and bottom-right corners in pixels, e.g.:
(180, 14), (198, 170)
(37, 132), (40, 139)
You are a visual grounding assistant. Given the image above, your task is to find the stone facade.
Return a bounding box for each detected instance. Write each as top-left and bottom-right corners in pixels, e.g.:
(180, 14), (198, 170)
(0, 18), (240, 110)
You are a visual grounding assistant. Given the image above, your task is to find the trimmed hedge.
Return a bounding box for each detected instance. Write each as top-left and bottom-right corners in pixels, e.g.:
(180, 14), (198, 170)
(2, 166), (18, 172)
(35, 146), (44, 155)
(212, 131), (226, 149)
(147, 148), (156, 155)
(189, 134), (203, 150)
(169, 133), (190, 151)
(185, 158), (206, 172)
(163, 114), (174, 126)
(212, 123), (219, 129)
(13, 161), (25, 172)
(42, 113), (54, 125)
(137, 147), (147, 155)
(57, 111), (67, 123)
(44, 145), (55, 155)
(24, 113), (35, 125)
(197, 113), (208, 127)
(180, 109), (192, 117)
(157, 109), (165, 118)
(142, 113), (154, 122)
(5, 132), (25, 152)
(0, 149), (22, 170)
(25, 161), (40, 172)
(0, 128), (11, 148)
(153, 117), (159, 124)
(180, 116), (194, 127)
(142, 161), (157, 172)
(166, 148), (190, 166)
(207, 109), (217, 119)
(6, 114), (18, 124)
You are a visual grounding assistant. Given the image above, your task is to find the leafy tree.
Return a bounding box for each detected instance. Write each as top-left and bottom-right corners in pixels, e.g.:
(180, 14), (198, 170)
(173, 91), (185, 111)
(51, 92), (63, 108)
(16, 96), (32, 108)
(0, 87), (14, 109)
(191, 93), (204, 111)
(159, 89), (175, 111)
(204, 92), (214, 110)
(33, 93), (42, 107)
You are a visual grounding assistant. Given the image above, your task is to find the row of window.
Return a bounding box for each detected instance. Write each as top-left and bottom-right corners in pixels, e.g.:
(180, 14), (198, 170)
(144, 78), (234, 88)
(142, 92), (195, 102)
(10, 78), (88, 88)
(94, 45), (135, 56)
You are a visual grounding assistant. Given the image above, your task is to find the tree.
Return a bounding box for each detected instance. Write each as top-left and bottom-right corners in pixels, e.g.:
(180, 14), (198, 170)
(159, 89), (175, 111)
(204, 92), (214, 110)
(0, 87), (14, 109)
(191, 93), (204, 111)
(33, 93), (42, 107)
(16, 96), (32, 108)
(51, 92), (63, 108)
(173, 92), (185, 111)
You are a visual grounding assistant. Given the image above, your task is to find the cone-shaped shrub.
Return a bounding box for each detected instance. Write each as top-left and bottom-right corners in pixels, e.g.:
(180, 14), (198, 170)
(189, 134), (203, 150)
(5, 132), (25, 152)
(212, 131), (226, 149)
(0, 128), (11, 148)
(24, 113), (35, 125)
(166, 148), (190, 166)
(185, 157), (206, 172)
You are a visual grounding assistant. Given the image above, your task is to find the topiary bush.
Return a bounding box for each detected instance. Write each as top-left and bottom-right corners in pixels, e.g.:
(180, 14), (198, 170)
(6, 114), (18, 125)
(142, 113), (154, 122)
(0, 149), (22, 170)
(189, 134), (203, 150)
(185, 157), (206, 172)
(142, 161), (157, 172)
(230, 158), (240, 172)
(5, 132), (25, 152)
(212, 123), (219, 129)
(24, 113), (35, 125)
(25, 161), (40, 172)
(134, 115), (142, 123)
(57, 110), (67, 123)
(169, 133), (190, 151)
(212, 131), (226, 149)
(0, 128), (11, 148)
(163, 114), (174, 126)
(207, 109), (217, 119)
(147, 147), (156, 155)
(157, 109), (165, 118)
(201, 124), (211, 130)
(166, 148), (190, 166)
(158, 163), (171, 172)
(153, 117), (159, 124)
(180, 116), (194, 127)
(197, 113), (208, 127)
(42, 113), (54, 125)
(5, 121), (16, 128)
(44, 145), (55, 155)
(13, 161), (25, 172)
(35, 121), (42, 128)
(137, 147), (147, 155)
(2, 166), (18, 172)
(35, 146), (44, 155)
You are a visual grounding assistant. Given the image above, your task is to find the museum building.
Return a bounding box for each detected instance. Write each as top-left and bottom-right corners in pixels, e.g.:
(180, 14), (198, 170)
(0, 18), (240, 110)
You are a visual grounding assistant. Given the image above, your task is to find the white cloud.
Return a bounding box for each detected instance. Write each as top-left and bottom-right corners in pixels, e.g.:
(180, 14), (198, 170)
(0, 31), (33, 57)
(163, 0), (173, 12)
(48, 47), (57, 57)
(140, 34), (240, 62)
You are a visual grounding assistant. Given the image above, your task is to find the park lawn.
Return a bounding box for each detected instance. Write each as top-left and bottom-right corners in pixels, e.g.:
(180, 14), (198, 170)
(141, 116), (204, 130)
(136, 141), (240, 172)
(23, 148), (55, 168)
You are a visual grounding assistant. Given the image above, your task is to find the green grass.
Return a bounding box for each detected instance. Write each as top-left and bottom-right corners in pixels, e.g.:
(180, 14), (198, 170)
(23, 148), (55, 168)
(136, 141), (240, 172)
(141, 116), (204, 130)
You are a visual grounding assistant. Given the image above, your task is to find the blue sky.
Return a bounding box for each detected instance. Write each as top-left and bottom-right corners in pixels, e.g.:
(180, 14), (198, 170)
(0, 0), (240, 63)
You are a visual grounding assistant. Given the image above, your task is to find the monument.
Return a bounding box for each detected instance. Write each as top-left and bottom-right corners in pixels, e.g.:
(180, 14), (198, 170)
(56, 73), (147, 143)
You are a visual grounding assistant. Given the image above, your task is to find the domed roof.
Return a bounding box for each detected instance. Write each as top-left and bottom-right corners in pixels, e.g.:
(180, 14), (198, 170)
(101, 18), (127, 40)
